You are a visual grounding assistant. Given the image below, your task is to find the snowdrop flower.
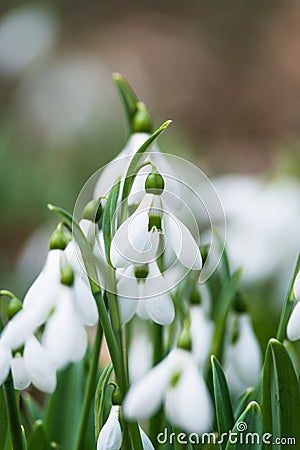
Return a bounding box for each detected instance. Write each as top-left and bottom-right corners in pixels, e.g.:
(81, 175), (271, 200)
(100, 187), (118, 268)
(111, 192), (201, 271)
(117, 262), (174, 326)
(190, 305), (214, 366)
(0, 336), (56, 393)
(128, 327), (153, 383)
(96, 405), (154, 450)
(224, 313), (261, 395)
(123, 348), (213, 434)
(286, 270), (300, 341)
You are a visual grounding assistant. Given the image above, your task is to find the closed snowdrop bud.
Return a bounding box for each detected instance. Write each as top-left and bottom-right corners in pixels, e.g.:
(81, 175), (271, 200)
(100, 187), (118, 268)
(287, 271), (300, 341)
(97, 405), (122, 450)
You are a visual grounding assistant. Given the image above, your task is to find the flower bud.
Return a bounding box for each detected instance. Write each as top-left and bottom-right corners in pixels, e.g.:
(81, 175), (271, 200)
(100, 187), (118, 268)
(7, 296), (23, 320)
(145, 170), (165, 195)
(132, 102), (152, 133)
(82, 198), (102, 223)
(49, 224), (70, 250)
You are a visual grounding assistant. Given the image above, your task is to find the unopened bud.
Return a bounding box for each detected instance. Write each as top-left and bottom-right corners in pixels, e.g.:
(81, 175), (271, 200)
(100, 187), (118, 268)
(145, 170), (165, 195)
(7, 296), (22, 319)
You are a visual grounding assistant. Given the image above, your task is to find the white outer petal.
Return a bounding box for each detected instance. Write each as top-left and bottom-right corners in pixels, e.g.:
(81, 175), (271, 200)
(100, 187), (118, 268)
(0, 345), (11, 385)
(129, 332), (153, 384)
(226, 314), (261, 387)
(11, 355), (31, 390)
(287, 301), (300, 341)
(190, 306), (214, 366)
(0, 309), (39, 350)
(73, 276), (99, 326)
(143, 295), (174, 326)
(294, 271), (300, 302)
(117, 267), (139, 324)
(42, 286), (87, 369)
(110, 195), (154, 268)
(163, 213), (202, 270)
(123, 356), (173, 420)
(139, 427), (155, 450)
(97, 405), (122, 450)
(23, 336), (56, 393)
(165, 363), (213, 434)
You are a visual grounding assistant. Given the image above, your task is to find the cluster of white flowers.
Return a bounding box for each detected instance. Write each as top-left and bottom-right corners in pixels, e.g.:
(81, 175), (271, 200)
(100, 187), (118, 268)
(0, 240), (98, 392)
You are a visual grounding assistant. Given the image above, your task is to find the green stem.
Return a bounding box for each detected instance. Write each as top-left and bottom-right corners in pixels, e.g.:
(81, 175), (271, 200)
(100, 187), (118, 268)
(150, 324), (164, 442)
(276, 253), (300, 342)
(4, 373), (26, 450)
(74, 321), (103, 450)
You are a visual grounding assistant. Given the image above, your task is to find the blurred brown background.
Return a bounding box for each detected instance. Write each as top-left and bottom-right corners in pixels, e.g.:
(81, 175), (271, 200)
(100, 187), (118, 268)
(0, 0), (300, 294)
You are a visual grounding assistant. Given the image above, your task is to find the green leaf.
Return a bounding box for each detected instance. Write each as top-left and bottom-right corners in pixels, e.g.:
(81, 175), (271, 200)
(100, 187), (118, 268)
(225, 401), (263, 450)
(234, 388), (254, 420)
(0, 386), (10, 449)
(263, 338), (300, 448)
(102, 179), (121, 266)
(210, 269), (242, 361)
(112, 73), (138, 134)
(276, 253), (300, 342)
(28, 420), (49, 450)
(94, 363), (113, 438)
(44, 361), (85, 450)
(211, 356), (235, 449)
(120, 120), (172, 223)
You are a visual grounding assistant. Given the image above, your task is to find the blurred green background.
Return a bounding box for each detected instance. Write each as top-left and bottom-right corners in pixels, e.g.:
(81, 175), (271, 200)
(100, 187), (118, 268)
(0, 0), (300, 348)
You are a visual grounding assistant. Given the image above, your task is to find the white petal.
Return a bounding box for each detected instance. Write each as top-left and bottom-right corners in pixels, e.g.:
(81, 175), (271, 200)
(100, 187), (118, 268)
(287, 301), (300, 341)
(117, 267), (139, 324)
(73, 276), (98, 326)
(129, 332), (153, 384)
(164, 213), (202, 270)
(97, 405), (122, 450)
(294, 271), (300, 302)
(123, 357), (172, 420)
(139, 427), (155, 450)
(165, 363), (213, 434)
(11, 355), (31, 390)
(110, 195), (154, 268)
(24, 336), (56, 393)
(22, 249), (63, 325)
(0, 309), (39, 350)
(79, 219), (96, 245)
(0, 345), (11, 384)
(143, 295), (174, 326)
(42, 286), (87, 369)
(226, 314), (261, 387)
(190, 306), (214, 366)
